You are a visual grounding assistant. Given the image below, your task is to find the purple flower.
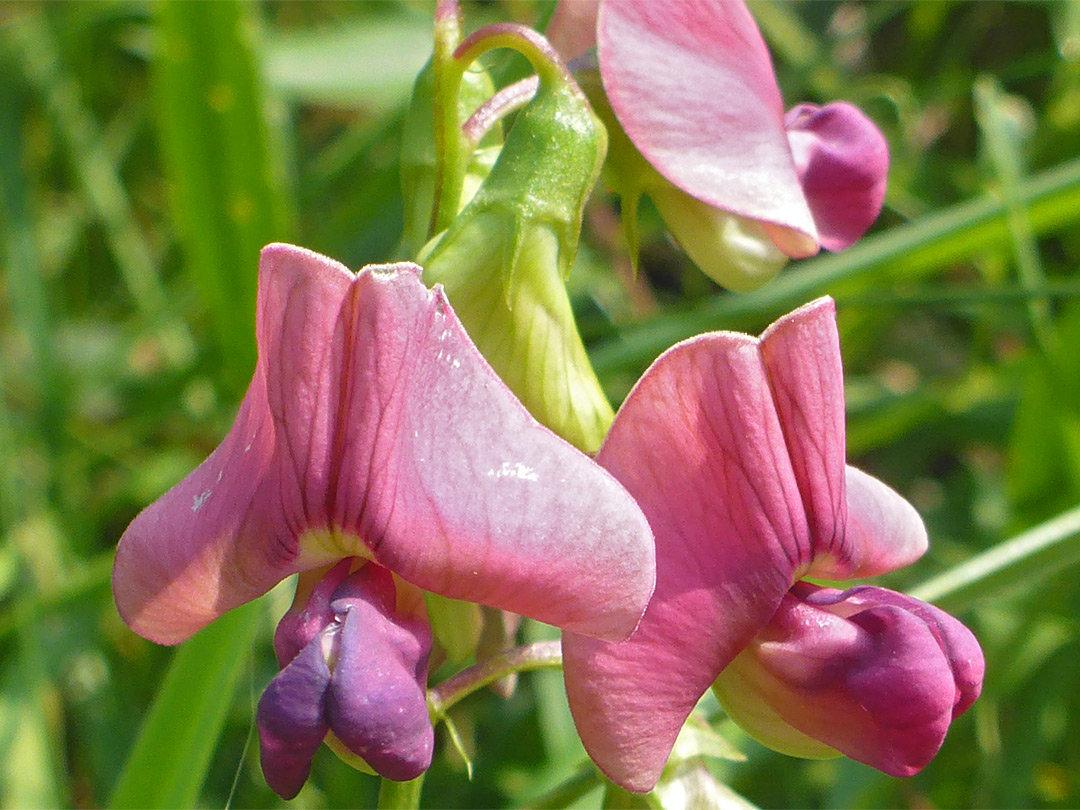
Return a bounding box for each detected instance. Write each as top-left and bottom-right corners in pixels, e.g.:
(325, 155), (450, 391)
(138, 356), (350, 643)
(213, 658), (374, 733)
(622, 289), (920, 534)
(549, 0), (889, 290)
(562, 297), (983, 792)
(113, 243), (655, 796)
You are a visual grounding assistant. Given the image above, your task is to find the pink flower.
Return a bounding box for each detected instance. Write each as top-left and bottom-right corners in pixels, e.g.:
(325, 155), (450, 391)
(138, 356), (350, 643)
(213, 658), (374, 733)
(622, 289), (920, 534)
(113, 244), (655, 796)
(561, 298), (983, 792)
(549, 0), (889, 289)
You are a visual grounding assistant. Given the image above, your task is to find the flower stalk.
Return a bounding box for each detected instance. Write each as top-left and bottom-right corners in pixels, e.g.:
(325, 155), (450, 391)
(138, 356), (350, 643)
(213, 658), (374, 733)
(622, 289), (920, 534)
(427, 640), (563, 718)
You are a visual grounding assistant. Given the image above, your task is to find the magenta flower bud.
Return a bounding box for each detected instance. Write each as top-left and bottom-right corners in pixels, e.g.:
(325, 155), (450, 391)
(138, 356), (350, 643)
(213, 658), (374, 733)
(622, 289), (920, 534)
(784, 103), (889, 253)
(562, 298), (983, 792)
(715, 582), (984, 777)
(258, 562), (434, 798)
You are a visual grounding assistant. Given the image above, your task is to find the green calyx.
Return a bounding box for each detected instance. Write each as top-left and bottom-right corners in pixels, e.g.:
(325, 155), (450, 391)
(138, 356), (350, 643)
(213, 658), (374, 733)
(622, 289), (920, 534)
(421, 51), (613, 452)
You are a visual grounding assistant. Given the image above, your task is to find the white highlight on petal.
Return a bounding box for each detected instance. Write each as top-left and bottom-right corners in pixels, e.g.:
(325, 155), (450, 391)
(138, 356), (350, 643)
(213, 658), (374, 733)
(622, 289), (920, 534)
(486, 461), (539, 482)
(192, 489), (212, 512)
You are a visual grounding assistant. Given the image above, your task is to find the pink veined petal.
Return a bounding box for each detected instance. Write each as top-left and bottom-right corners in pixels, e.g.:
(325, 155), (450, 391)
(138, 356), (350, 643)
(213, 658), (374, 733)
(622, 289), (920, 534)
(785, 102), (889, 252)
(597, 0), (817, 250)
(114, 243), (654, 645)
(759, 297), (848, 573)
(113, 244), (359, 644)
(331, 260), (655, 642)
(715, 584), (983, 777)
(563, 330), (812, 793)
(759, 297), (927, 580)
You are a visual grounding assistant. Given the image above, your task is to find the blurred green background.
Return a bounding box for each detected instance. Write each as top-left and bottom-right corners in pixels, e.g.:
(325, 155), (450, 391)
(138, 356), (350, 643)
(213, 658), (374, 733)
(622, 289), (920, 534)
(2, 1), (1080, 807)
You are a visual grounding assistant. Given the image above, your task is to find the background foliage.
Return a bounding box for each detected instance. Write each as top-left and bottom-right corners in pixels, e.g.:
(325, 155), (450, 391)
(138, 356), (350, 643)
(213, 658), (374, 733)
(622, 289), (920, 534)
(2, 1), (1080, 807)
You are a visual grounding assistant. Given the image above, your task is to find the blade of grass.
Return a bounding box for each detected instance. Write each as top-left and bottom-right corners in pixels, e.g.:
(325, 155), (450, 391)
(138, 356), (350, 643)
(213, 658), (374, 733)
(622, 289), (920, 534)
(152, 0), (292, 393)
(974, 75), (1056, 354)
(0, 65), (63, 449)
(910, 503), (1080, 613)
(590, 156), (1080, 376)
(6, 13), (195, 368)
(107, 599), (263, 810)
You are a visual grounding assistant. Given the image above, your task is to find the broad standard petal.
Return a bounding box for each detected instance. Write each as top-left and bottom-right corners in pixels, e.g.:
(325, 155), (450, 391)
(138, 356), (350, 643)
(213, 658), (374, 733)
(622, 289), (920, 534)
(713, 583), (984, 777)
(597, 0), (818, 254)
(114, 243), (654, 646)
(759, 298), (847, 571)
(328, 258), (654, 641)
(785, 103), (889, 252)
(563, 330), (812, 792)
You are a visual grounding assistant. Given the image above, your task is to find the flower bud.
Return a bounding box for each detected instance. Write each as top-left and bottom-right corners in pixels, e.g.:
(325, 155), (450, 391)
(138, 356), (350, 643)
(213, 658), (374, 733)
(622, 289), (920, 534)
(258, 561), (434, 797)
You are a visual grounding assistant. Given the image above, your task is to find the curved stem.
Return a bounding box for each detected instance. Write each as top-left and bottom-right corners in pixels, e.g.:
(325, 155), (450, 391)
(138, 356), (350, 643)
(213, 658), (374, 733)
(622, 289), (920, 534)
(454, 23), (570, 87)
(429, 0), (464, 236)
(462, 75), (539, 149)
(427, 640), (562, 717)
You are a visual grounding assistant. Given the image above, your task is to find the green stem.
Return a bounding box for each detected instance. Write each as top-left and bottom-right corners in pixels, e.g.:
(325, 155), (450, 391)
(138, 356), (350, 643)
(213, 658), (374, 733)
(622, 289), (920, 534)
(431, 21), (573, 234)
(377, 774), (426, 810)
(453, 24), (569, 87)
(429, 0), (464, 236)
(428, 640), (562, 717)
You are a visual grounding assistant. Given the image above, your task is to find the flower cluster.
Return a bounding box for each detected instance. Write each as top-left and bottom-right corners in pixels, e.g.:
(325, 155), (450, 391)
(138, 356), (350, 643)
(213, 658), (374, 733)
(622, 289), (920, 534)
(114, 0), (983, 801)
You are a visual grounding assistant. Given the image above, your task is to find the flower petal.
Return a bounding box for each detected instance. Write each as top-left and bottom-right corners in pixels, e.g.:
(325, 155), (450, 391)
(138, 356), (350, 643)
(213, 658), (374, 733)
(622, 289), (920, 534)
(714, 584), (984, 777)
(256, 634), (332, 800)
(597, 0), (817, 249)
(759, 297), (927, 579)
(114, 243), (654, 645)
(563, 330), (811, 792)
(336, 260), (654, 641)
(325, 569), (434, 782)
(273, 559), (352, 666)
(840, 465), (928, 577)
(113, 244), (358, 644)
(759, 298), (847, 571)
(785, 103), (889, 252)
(546, 0), (600, 61)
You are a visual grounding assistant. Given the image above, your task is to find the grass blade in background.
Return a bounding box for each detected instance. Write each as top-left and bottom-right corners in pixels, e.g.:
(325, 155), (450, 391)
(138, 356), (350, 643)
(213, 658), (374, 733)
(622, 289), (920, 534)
(108, 3), (294, 806)
(911, 503), (1080, 614)
(7, 12), (195, 368)
(590, 156), (1080, 377)
(107, 601), (263, 810)
(153, 0), (292, 391)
